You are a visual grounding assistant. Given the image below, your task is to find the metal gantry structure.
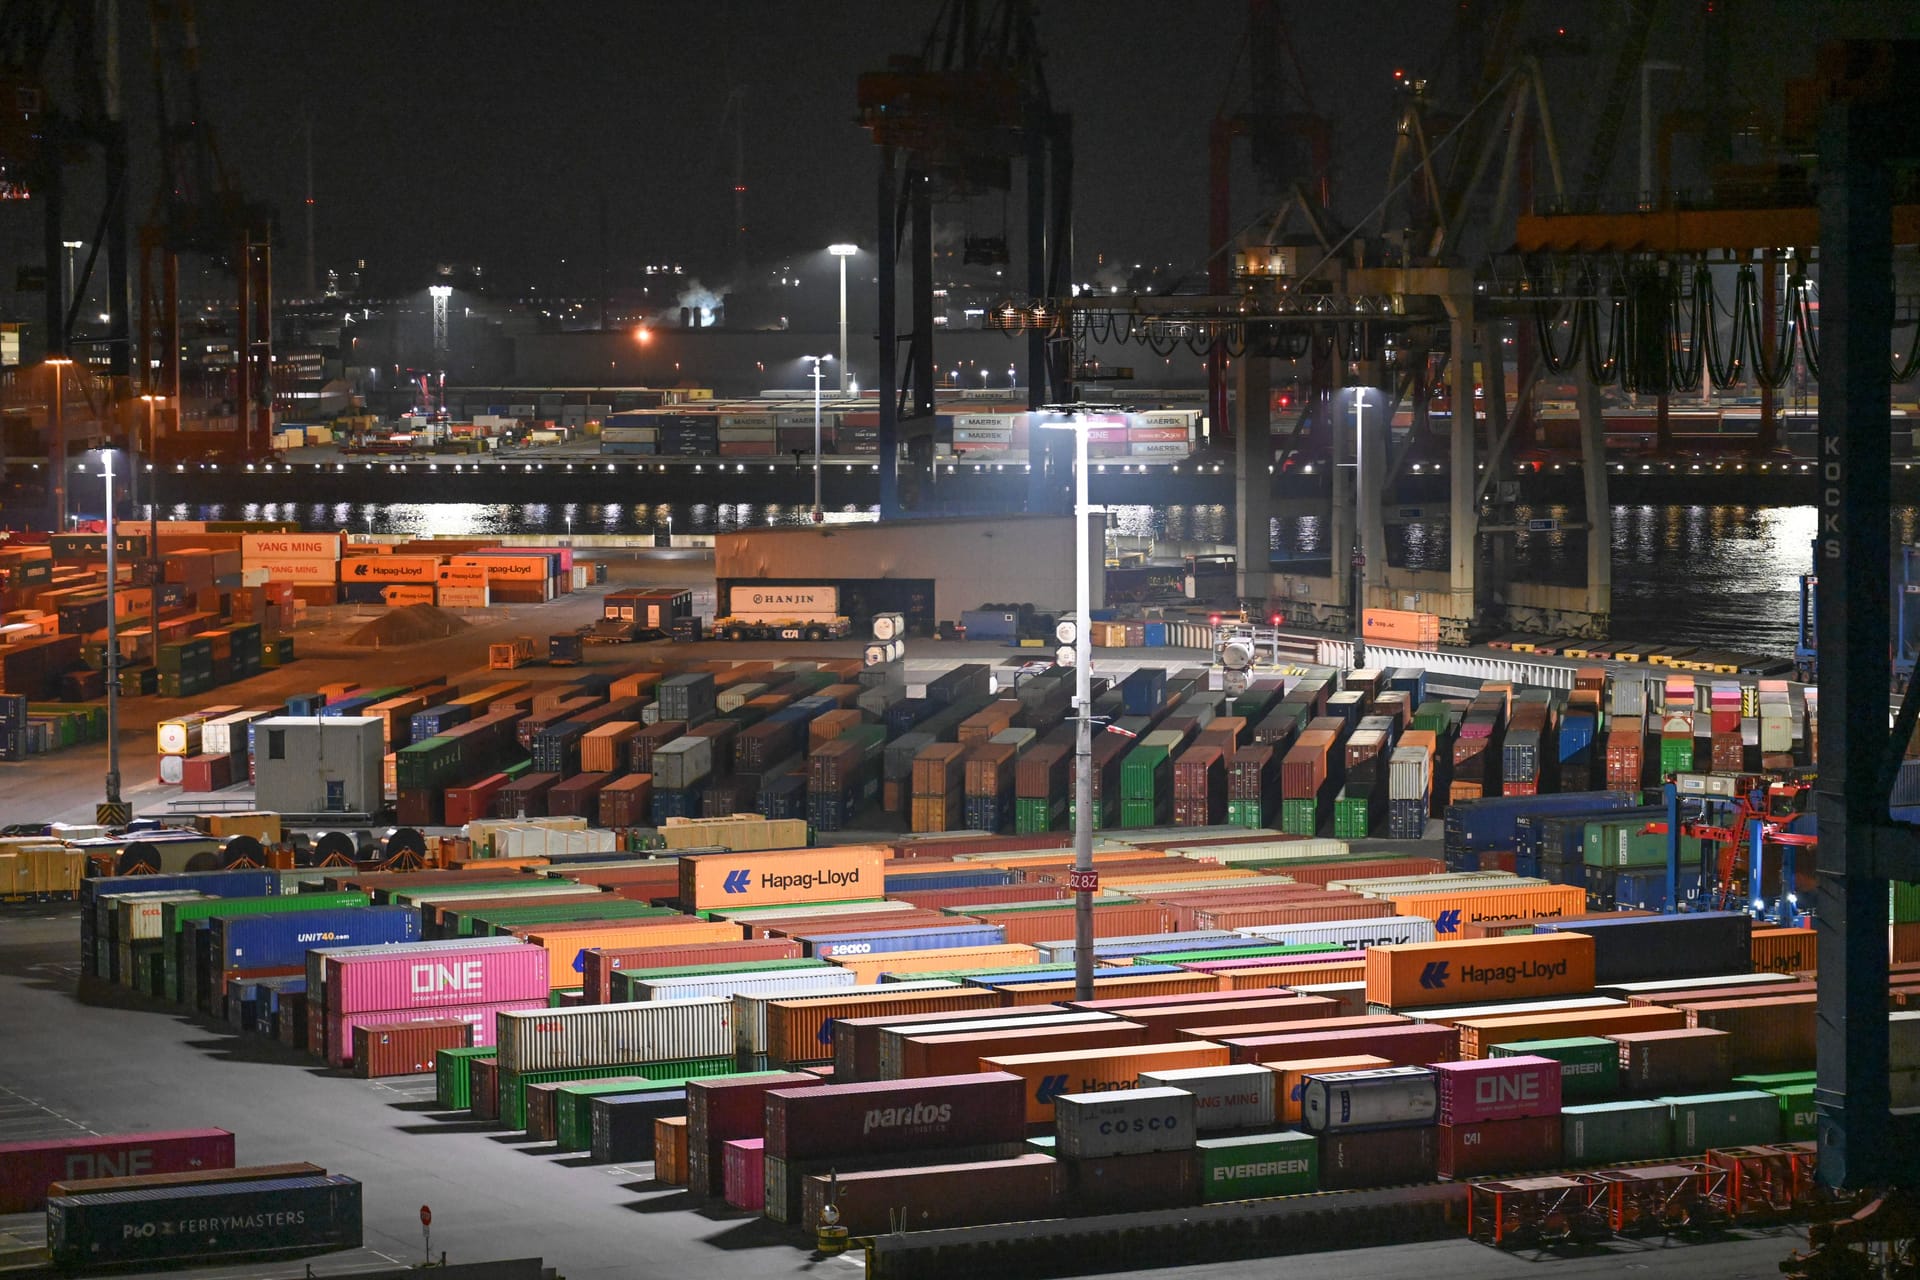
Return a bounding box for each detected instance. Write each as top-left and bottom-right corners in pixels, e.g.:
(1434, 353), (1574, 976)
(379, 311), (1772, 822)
(857, 0), (1073, 516)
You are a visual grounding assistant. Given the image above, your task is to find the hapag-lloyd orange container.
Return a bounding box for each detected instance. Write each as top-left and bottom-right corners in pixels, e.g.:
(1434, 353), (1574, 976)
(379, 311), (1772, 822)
(1750, 926), (1816, 974)
(677, 845), (887, 912)
(524, 920), (741, 989)
(1266, 1055), (1393, 1123)
(1389, 885), (1589, 936)
(1364, 933), (1597, 1010)
(1363, 608), (1440, 644)
(898, 1020), (1152, 1078)
(1452, 1005), (1687, 1059)
(997, 972), (1219, 1007)
(1684, 994), (1817, 1072)
(764, 987), (1000, 1067)
(1218, 961), (1367, 990)
(984, 1041), (1232, 1123)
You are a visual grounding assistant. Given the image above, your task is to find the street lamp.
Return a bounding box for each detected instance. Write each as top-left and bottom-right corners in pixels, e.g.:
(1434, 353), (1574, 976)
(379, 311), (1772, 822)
(61, 240), (81, 314)
(93, 448), (122, 817)
(46, 357), (73, 530)
(1347, 388), (1375, 668)
(804, 355), (833, 523)
(1034, 411), (1097, 999)
(137, 394), (168, 650)
(828, 244), (857, 394)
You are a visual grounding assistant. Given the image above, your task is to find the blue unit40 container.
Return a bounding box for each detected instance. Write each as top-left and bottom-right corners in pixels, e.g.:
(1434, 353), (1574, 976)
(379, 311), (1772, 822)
(1121, 668), (1167, 717)
(1445, 791), (1641, 860)
(210, 905), (423, 973)
(800, 923), (1009, 959)
(884, 868), (1016, 894)
(47, 1176), (363, 1269)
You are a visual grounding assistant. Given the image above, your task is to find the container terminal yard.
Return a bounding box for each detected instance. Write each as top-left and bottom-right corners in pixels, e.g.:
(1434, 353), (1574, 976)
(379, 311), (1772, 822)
(6, 3), (1920, 1280)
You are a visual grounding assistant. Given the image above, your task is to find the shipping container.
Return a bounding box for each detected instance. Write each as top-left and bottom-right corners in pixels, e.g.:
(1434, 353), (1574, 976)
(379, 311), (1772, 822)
(850, 1006), (1106, 1081)
(494, 998), (733, 1073)
(1562, 1099), (1673, 1164)
(1364, 932), (1596, 1010)
(328, 999), (544, 1067)
(685, 1071), (821, 1196)
(1196, 1129), (1319, 1200)
(761, 986), (996, 1066)
(1055, 1087), (1198, 1159)
(1452, 1005), (1688, 1059)
(1667, 1090), (1780, 1150)
(1301, 1066), (1438, 1133)
(982, 1042), (1232, 1124)
(1431, 1056), (1562, 1124)
(1318, 1125), (1439, 1189)
(0, 1130), (236, 1213)
(1489, 1037), (1620, 1100)
(655, 1115), (689, 1184)
(1266, 1056), (1394, 1124)
(1532, 912), (1751, 984)
(1224, 1022), (1456, 1068)
(351, 1019), (472, 1079)
(1437, 1114), (1562, 1179)
(1684, 995), (1816, 1073)
(589, 1090), (686, 1164)
(324, 943), (549, 1015)
(764, 1072), (1027, 1161)
(1137, 1062), (1277, 1132)
(1062, 1148), (1199, 1213)
(46, 1175), (363, 1269)
(1614, 1027), (1734, 1093)
(797, 1153), (1059, 1236)
(895, 1019), (1153, 1080)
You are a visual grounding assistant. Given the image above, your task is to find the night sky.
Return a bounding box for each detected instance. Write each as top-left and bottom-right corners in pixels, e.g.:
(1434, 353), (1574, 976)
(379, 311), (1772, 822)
(78, 1), (1920, 296)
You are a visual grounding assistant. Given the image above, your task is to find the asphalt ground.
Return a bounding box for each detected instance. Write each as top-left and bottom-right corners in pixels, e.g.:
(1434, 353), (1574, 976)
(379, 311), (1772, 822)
(0, 910), (1817, 1280)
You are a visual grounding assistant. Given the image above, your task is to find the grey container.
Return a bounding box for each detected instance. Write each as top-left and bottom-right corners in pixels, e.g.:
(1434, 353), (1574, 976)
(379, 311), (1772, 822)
(1562, 1099), (1673, 1165)
(1665, 1090), (1781, 1151)
(658, 673), (716, 722)
(651, 736), (715, 790)
(1533, 912), (1751, 984)
(1055, 1087), (1198, 1159)
(1301, 1066), (1438, 1134)
(494, 998), (733, 1073)
(1138, 1063), (1277, 1133)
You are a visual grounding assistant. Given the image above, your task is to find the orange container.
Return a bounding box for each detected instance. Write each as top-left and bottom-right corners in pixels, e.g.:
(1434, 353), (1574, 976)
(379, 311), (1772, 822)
(764, 987), (1000, 1067)
(1266, 1055), (1393, 1123)
(1192, 902), (1397, 930)
(676, 845), (887, 912)
(898, 1021), (1152, 1079)
(1178, 1012), (1407, 1043)
(983, 1041), (1232, 1124)
(522, 921), (741, 990)
(1453, 1005), (1687, 1059)
(1388, 885), (1590, 935)
(654, 1115), (688, 1184)
(1115, 996), (1335, 1038)
(1364, 933), (1597, 1010)
(1218, 962), (1367, 990)
(580, 721), (643, 773)
(1684, 995), (1817, 1073)
(826, 944), (1040, 984)
(983, 904), (1176, 947)
(1896, 922), (1920, 964)
(1362, 608), (1440, 644)
(997, 972), (1218, 1007)
(1751, 926), (1816, 975)
(808, 708), (864, 751)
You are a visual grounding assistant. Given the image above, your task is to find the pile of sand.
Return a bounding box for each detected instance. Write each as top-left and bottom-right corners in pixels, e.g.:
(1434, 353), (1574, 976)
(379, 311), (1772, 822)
(346, 604), (474, 648)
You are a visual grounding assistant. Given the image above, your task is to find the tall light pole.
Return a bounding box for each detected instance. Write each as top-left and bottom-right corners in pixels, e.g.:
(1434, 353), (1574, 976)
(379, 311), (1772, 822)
(138, 395), (167, 652)
(61, 240), (81, 316)
(46, 357), (73, 530)
(1038, 412), (1097, 999)
(1350, 388), (1372, 669)
(95, 449), (122, 817)
(828, 244), (857, 394)
(805, 354), (832, 523)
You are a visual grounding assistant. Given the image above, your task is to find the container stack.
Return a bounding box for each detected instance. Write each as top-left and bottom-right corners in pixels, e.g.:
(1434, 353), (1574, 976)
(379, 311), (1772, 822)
(1431, 1055), (1563, 1178)
(1500, 693), (1555, 798)
(1015, 740), (1069, 833)
(1660, 676), (1696, 775)
(1708, 681), (1745, 772)
(1300, 1066), (1441, 1189)
(1280, 729), (1339, 836)
(911, 742), (968, 833)
(962, 734), (1021, 833)
(1120, 737), (1173, 829)
(318, 941), (550, 1068)
(1386, 744), (1431, 839)
(1173, 742), (1227, 827)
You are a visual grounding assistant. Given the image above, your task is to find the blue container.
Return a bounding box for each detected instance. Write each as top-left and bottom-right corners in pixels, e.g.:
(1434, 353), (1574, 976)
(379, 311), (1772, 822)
(1143, 622), (1168, 647)
(976, 963), (1184, 987)
(320, 694), (378, 718)
(1121, 668), (1166, 717)
(757, 772), (807, 819)
(883, 868), (1015, 893)
(411, 703), (472, 737)
(1559, 713), (1596, 763)
(285, 693), (326, 716)
(1040, 930), (1240, 964)
(651, 787), (700, 824)
(960, 609), (1020, 641)
(802, 924), (1009, 959)
(962, 793), (1011, 833)
(336, 584), (387, 606)
(85, 868), (279, 909)
(211, 905), (422, 972)
(1597, 866), (1705, 911)
(1387, 667), (1427, 701)
(1444, 790), (1641, 858)
(1536, 911), (1750, 983)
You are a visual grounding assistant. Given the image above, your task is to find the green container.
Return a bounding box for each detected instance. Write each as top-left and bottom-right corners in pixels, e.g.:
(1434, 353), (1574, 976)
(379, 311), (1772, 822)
(498, 1057), (734, 1130)
(1196, 1130), (1319, 1201)
(160, 890), (369, 937)
(1226, 799), (1267, 830)
(554, 1070), (772, 1151)
(1230, 688), (1277, 721)
(1015, 796), (1062, 834)
(1333, 792), (1372, 840)
(1280, 797), (1319, 836)
(1659, 737), (1695, 774)
(395, 736), (461, 791)
(1770, 1083), (1817, 1140)
(1492, 1037), (1620, 1101)
(1562, 1099), (1673, 1165)
(437, 1046), (495, 1110)
(1068, 797), (1114, 832)
(1732, 1071), (1817, 1091)
(1119, 797), (1166, 828)
(1026, 1134), (1057, 1154)
(458, 900), (673, 937)
(1893, 882), (1920, 924)
(1665, 1090), (1780, 1152)
(1119, 745), (1171, 800)
(1133, 943), (1340, 966)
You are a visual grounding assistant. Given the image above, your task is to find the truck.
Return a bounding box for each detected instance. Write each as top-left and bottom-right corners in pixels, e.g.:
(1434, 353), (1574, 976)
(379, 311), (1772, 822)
(588, 587), (694, 643)
(711, 585), (852, 642)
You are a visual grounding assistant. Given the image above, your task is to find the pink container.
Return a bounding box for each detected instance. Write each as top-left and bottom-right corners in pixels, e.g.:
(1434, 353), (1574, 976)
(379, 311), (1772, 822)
(326, 998), (547, 1068)
(324, 944), (550, 1016)
(722, 1138), (767, 1211)
(1431, 1055), (1562, 1124)
(0, 1130), (235, 1213)
(1177, 950), (1366, 974)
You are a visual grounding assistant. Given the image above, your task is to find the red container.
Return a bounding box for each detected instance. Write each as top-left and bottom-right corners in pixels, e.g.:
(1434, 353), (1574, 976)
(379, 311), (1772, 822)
(0, 1130), (235, 1212)
(352, 1018), (474, 1079)
(325, 944), (549, 1015)
(900, 1022), (1152, 1079)
(1224, 1022), (1457, 1066)
(180, 752), (233, 792)
(1183, 1012), (1405, 1042)
(686, 1071), (820, 1197)
(1118, 995), (1331, 1037)
(327, 998), (545, 1068)
(596, 773), (655, 827)
(1437, 1114), (1562, 1179)
(796, 1153), (1059, 1236)
(722, 1138), (767, 1210)
(1614, 1027), (1734, 1092)
(468, 1057), (499, 1120)
(1319, 1125), (1440, 1189)
(1684, 995), (1816, 1072)
(545, 771), (612, 818)
(579, 938), (803, 1004)
(1431, 1055), (1562, 1124)
(983, 903), (1176, 947)
(445, 773), (511, 826)
(830, 1004), (1077, 1080)
(1064, 1149), (1199, 1213)
(1191, 901), (1397, 930)
(764, 1072), (1027, 1161)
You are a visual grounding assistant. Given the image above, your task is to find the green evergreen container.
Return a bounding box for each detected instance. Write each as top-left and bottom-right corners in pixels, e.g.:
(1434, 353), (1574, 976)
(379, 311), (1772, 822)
(1120, 745), (1171, 800)
(1120, 797), (1166, 828)
(1015, 796), (1062, 834)
(1492, 1036), (1620, 1100)
(1770, 1083), (1817, 1140)
(1197, 1130), (1319, 1200)
(1659, 737), (1695, 774)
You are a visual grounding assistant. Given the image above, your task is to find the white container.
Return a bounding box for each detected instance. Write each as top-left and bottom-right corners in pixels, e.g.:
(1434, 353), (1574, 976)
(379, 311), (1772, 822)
(1300, 1066), (1437, 1133)
(864, 640), (904, 667)
(1387, 746), (1431, 801)
(1053, 614), (1078, 645)
(1138, 1063), (1276, 1132)
(637, 967), (857, 1002)
(1760, 715), (1793, 752)
(493, 997), (734, 1074)
(1038, 930), (1239, 965)
(1233, 916), (1437, 951)
(157, 755), (185, 785)
(651, 736), (714, 790)
(872, 612), (906, 642)
(156, 715), (206, 756)
(716, 683), (767, 714)
(730, 978), (960, 1057)
(1055, 1086), (1197, 1158)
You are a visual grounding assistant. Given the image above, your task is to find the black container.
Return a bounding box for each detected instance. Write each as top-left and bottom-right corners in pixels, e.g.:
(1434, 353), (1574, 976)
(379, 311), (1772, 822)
(47, 1175), (363, 1268)
(589, 1090), (686, 1164)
